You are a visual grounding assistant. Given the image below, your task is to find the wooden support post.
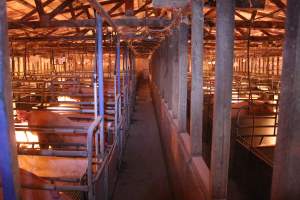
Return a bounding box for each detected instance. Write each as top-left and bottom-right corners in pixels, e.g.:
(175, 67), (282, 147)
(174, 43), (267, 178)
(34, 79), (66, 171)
(254, 57), (257, 74)
(272, 56), (275, 76)
(261, 57), (266, 74)
(11, 43), (15, 75)
(81, 54), (84, 72)
(272, 1), (300, 199)
(253, 57), (256, 74)
(267, 57), (270, 77)
(168, 37), (172, 108)
(249, 57), (251, 74)
(256, 57), (259, 74)
(125, 0), (134, 16)
(0, 0), (21, 199)
(191, 0), (204, 155)
(239, 58), (241, 73)
(260, 57), (263, 74)
(263, 57), (266, 74)
(240, 58), (243, 73)
(24, 44), (27, 77)
(177, 17), (189, 133)
(258, 57), (261, 74)
(158, 47), (164, 96)
(165, 37), (171, 107)
(162, 44), (166, 98)
(210, 0), (235, 199)
(51, 49), (54, 73)
(171, 28), (179, 118)
(277, 56), (280, 75)
(243, 58), (246, 73)
(242, 58), (245, 73)
(236, 58), (239, 72)
(17, 57), (20, 76)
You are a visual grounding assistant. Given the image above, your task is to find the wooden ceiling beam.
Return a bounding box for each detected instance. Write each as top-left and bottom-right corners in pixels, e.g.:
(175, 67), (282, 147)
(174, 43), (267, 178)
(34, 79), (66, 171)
(75, 10), (85, 18)
(235, 19), (284, 29)
(8, 18), (285, 30)
(87, 0), (118, 31)
(235, 11), (248, 21)
(108, 0), (124, 15)
(59, 0), (124, 14)
(8, 17), (171, 29)
(15, 0), (35, 9)
(67, 3), (81, 33)
(260, 29), (272, 36)
(33, 0), (46, 20)
(269, 0), (286, 9)
(204, 18), (285, 29)
(125, 0), (134, 16)
(47, 0), (76, 20)
(134, 1), (151, 16)
(20, 0), (54, 21)
(10, 33), (284, 42)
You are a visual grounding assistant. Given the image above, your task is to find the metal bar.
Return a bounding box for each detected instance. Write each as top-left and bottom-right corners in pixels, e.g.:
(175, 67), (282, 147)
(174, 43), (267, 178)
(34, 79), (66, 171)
(96, 14), (105, 176)
(87, 116), (102, 200)
(0, 0), (20, 199)
(18, 149), (88, 157)
(21, 184), (88, 192)
(96, 14), (104, 117)
(94, 73), (98, 119)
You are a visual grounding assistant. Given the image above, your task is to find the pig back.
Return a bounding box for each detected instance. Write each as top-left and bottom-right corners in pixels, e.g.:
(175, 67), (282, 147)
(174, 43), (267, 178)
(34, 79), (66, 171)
(0, 168), (71, 200)
(27, 111), (76, 127)
(27, 111), (86, 147)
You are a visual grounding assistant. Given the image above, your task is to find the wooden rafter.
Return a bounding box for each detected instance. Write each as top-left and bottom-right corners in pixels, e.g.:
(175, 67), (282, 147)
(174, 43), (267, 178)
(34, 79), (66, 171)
(15, 0), (35, 9)
(47, 0), (76, 20)
(21, 0), (54, 21)
(125, 0), (134, 16)
(108, 0), (124, 15)
(8, 18), (171, 29)
(33, 0), (46, 19)
(134, 0), (151, 16)
(269, 0), (286, 9)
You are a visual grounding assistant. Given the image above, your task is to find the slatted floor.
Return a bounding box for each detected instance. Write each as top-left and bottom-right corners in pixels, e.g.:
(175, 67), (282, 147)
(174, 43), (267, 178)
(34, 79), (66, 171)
(112, 80), (173, 200)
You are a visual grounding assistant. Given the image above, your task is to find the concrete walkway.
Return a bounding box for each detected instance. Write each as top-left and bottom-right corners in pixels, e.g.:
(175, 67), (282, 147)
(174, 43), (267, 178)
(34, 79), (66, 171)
(112, 80), (173, 200)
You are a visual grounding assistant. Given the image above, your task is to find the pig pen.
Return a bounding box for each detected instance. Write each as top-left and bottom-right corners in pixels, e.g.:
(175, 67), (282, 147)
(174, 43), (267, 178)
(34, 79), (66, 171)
(11, 72), (130, 200)
(190, 72), (280, 199)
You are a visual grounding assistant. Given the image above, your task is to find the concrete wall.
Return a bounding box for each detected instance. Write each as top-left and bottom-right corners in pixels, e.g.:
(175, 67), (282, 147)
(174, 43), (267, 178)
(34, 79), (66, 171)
(150, 83), (209, 200)
(136, 58), (149, 79)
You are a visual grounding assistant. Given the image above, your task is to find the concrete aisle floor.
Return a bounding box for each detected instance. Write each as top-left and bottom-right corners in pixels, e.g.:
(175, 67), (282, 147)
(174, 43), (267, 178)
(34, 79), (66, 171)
(112, 80), (173, 200)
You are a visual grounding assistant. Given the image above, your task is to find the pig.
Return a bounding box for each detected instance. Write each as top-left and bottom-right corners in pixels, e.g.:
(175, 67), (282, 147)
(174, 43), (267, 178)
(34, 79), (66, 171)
(0, 168), (71, 200)
(231, 100), (275, 119)
(16, 110), (89, 149)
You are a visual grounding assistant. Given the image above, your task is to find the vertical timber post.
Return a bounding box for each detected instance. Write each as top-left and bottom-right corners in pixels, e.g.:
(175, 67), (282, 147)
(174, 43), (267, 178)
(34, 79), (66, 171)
(210, 0), (235, 199)
(272, 1), (300, 199)
(191, 0), (204, 155)
(166, 37), (172, 108)
(177, 17), (189, 133)
(0, 0), (20, 199)
(171, 28), (179, 118)
(116, 35), (121, 94)
(24, 43), (27, 77)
